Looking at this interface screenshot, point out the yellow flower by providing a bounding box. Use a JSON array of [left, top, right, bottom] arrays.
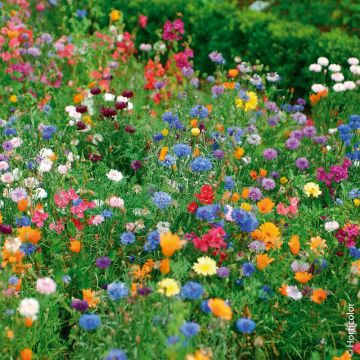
[[191, 128, 201, 136], [9, 95, 17, 103], [241, 203, 252, 212], [303, 182, 322, 197], [82, 115, 92, 125], [280, 177, 288, 185], [354, 198, 360, 207], [309, 236, 327, 255], [161, 129, 169, 136], [160, 232, 184, 257], [157, 278, 180, 297], [235, 91, 258, 111], [186, 349, 212, 360], [193, 256, 217, 276], [109, 9, 122, 22], [233, 147, 245, 159]]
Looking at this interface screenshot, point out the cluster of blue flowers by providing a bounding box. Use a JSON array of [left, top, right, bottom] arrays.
[[196, 204, 220, 222], [41, 125, 57, 140], [103, 349, 128, 360], [144, 230, 160, 252], [231, 209, 259, 232], [338, 114, 360, 160], [162, 111, 184, 129], [79, 314, 101, 331], [189, 105, 209, 119], [180, 281, 204, 300]]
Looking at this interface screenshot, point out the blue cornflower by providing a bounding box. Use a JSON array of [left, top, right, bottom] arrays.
[[103, 349, 127, 360], [190, 157, 212, 172], [79, 314, 101, 331], [167, 335, 179, 345], [20, 243, 37, 255], [8, 276, 18, 285], [349, 188, 360, 199], [181, 281, 204, 300], [152, 192, 172, 210], [180, 322, 200, 338], [3, 128, 17, 136], [162, 112, 184, 129], [200, 300, 211, 313], [42, 125, 57, 140], [349, 247, 360, 259], [159, 155, 176, 167], [231, 209, 258, 232], [144, 230, 160, 252], [224, 176, 235, 190], [235, 318, 256, 334], [242, 262, 255, 277], [189, 105, 209, 119], [173, 143, 191, 157], [62, 275, 71, 284], [153, 133, 164, 142], [76, 9, 87, 18], [16, 216, 31, 227], [196, 204, 220, 222], [102, 209, 113, 218], [120, 232, 135, 245], [107, 282, 129, 300]]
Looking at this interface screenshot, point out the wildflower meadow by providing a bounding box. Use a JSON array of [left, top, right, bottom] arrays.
[[0, 1, 359, 360]]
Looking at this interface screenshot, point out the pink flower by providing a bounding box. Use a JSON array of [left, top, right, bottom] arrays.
[[162, 19, 184, 41], [36, 277, 56, 295], [49, 220, 65, 234], [138, 14, 148, 29], [32, 210, 49, 227]]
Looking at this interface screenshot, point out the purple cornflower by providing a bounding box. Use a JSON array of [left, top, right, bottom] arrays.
[[131, 160, 142, 171], [295, 157, 309, 170], [263, 148, 278, 160], [2, 141, 13, 151], [213, 149, 224, 159], [209, 51, 225, 65], [261, 178, 276, 190], [95, 256, 112, 269], [302, 126, 317, 138], [212, 85, 224, 98], [267, 116, 280, 127], [285, 137, 300, 150], [217, 267, 230, 278], [313, 135, 327, 144], [292, 112, 307, 125], [248, 187, 262, 201], [71, 299, 89, 312]]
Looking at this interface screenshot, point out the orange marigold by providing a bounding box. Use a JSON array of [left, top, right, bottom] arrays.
[[20, 348, 32, 360], [294, 272, 313, 284], [256, 254, 274, 270], [18, 227, 41, 244], [257, 198, 274, 214], [288, 235, 300, 255], [311, 289, 327, 304]]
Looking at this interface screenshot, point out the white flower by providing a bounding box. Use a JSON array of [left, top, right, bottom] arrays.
[[328, 128, 338, 134], [38, 159, 53, 173], [139, 43, 152, 52], [0, 161, 9, 171], [350, 65, 360, 75], [333, 83, 346, 92], [348, 57, 359, 66], [108, 196, 124, 208], [286, 286, 303, 300], [157, 221, 171, 233], [324, 221, 339, 232], [309, 64, 322, 72], [33, 188, 47, 200], [247, 134, 262, 145], [344, 81, 356, 90], [10, 137, 23, 148], [242, 156, 251, 165], [18, 298, 40, 319], [317, 57, 329, 66], [57, 165, 68, 175], [106, 169, 124, 182], [36, 277, 57, 295], [4, 237, 22, 252], [104, 93, 115, 102], [311, 84, 327, 93], [331, 72, 344, 82], [94, 199, 104, 207], [24, 177, 39, 189], [329, 64, 341, 72]]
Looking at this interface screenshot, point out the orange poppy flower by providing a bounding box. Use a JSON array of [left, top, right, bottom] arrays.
[[233, 147, 245, 160], [82, 289, 99, 308], [17, 199, 28, 212], [20, 348, 32, 360], [69, 240, 82, 253], [228, 69, 239, 78], [160, 232, 184, 257], [160, 258, 171, 274], [159, 147, 168, 161], [288, 235, 300, 255], [208, 298, 232, 320]]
